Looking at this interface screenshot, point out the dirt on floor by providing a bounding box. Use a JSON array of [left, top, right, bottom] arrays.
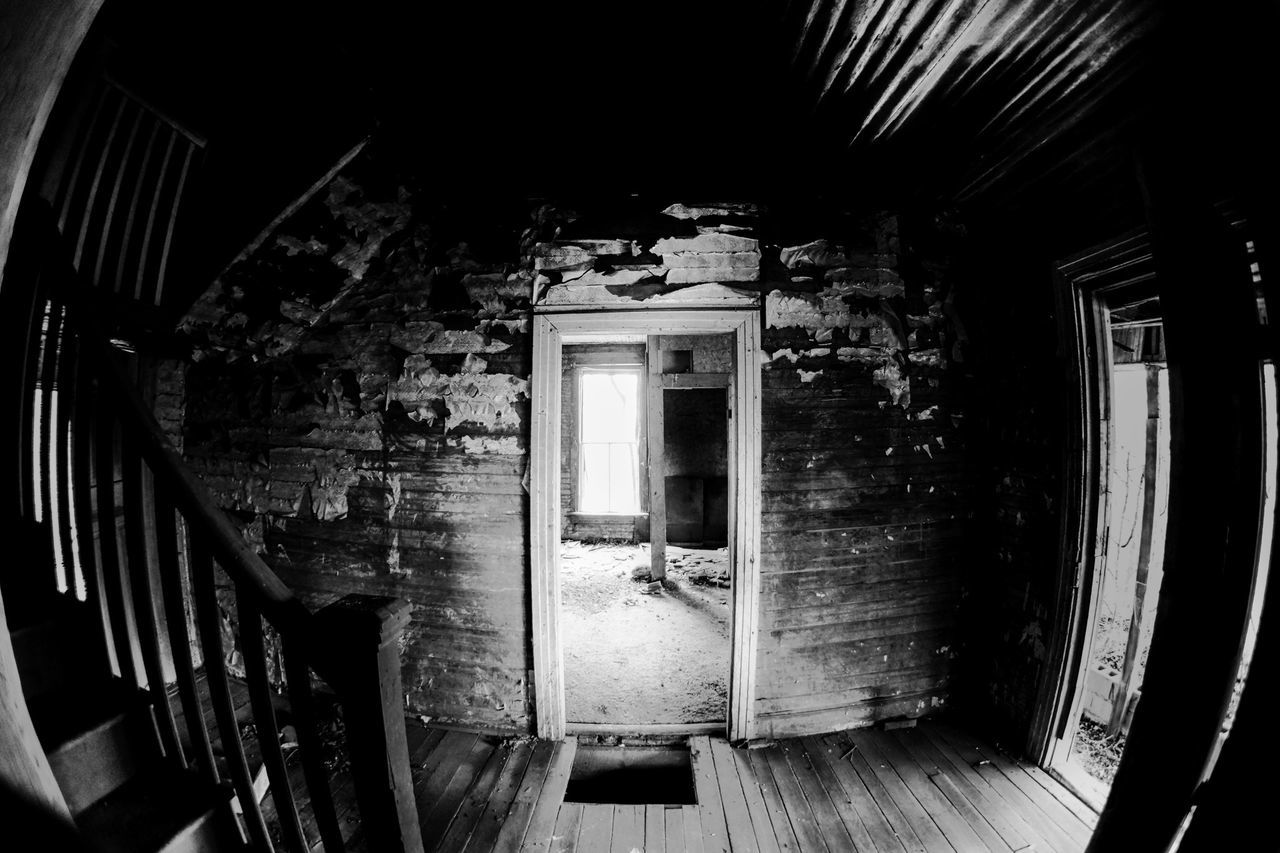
[[560, 541, 730, 725]]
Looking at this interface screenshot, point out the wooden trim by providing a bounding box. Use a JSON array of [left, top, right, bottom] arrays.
[[662, 372, 731, 389], [730, 314, 762, 744], [530, 314, 564, 739], [531, 308, 762, 741], [566, 722, 726, 736], [647, 335, 666, 581], [1030, 235, 1151, 764]]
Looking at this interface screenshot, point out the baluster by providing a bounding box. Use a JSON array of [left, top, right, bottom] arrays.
[[120, 430, 184, 763], [69, 311, 113, 668], [15, 265, 48, 524], [36, 294, 65, 591], [52, 304, 80, 595], [190, 536, 273, 850], [239, 591, 308, 852], [154, 487, 218, 785], [282, 640, 345, 853], [94, 406, 137, 686]]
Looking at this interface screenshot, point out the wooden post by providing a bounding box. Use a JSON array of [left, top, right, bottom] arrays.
[[316, 594, 422, 853], [647, 336, 666, 581]]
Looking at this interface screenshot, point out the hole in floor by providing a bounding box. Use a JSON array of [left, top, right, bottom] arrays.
[[563, 743, 696, 805]]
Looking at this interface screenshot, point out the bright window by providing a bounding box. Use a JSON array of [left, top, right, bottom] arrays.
[[578, 369, 641, 513]]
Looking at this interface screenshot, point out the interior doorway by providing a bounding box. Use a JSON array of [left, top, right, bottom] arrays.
[[529, 309, 762, 741], [558, 338, 732, 727], [1050, 309, 1170, 805]]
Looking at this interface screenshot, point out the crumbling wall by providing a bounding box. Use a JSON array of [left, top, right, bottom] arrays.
[[750, 208, 972, 737], [178, 168, 976, 737], [179, 154, 534, 730]]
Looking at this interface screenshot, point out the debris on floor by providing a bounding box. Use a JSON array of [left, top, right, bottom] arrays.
[[560, 540, 730, 725]]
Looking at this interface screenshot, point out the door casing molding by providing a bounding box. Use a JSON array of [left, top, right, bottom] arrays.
[[529, 308, 761, 740]]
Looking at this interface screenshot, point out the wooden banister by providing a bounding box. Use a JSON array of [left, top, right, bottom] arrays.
[[11, 200, 424, 853]]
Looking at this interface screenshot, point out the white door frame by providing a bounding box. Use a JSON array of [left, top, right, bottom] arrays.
[[529, 308, 762, 740]]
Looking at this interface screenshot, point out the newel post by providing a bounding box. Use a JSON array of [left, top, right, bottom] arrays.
[[316, 594, 422, 853]]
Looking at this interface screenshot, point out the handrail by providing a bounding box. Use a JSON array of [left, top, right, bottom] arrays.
[[13, 199, 423, 853]]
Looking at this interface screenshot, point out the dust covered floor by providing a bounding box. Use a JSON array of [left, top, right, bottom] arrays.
[[561, 541, 730, 725]]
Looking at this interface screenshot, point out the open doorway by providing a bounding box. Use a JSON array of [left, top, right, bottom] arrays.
[[529, 308, 761, 741], [558, 336, 733, 728], [1039, 229, 1279, 816], [1052, 309, 1170, 804]]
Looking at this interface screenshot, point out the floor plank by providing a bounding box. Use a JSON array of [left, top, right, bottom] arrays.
[[826, 732, 928, 853], [664, 805, 685, 853], [727, 745, 784, 853], [414, 731, 481, 835], [860, 729, 998, 852], [746, 748, 803, 853], [797, 736, 884, 852], [843, 730, 954, 852], [646, 804, 667, 853], [809, 734, 907, 853], [434, 741, 512, 852], [933, 725, 1092, 850], [924, 728, 1077, 853], [519, 739, 578, 853], [915, 727, 1059, 853], [420, 736, 499, 852], [779, 738, 859, 852], [763, 743, 830, 853], [896, 729, 1031, 852], [577, 803, 615, 851], [1012, 759, 1100, 829], [492, 740, 557, 852], [690, 736, 732, 853], [682, 804, 706, 853], [708, 738, 770, 853], [550, 803, 584, 853], [465, 740, 537, 852], [611, 804, 644, 853]]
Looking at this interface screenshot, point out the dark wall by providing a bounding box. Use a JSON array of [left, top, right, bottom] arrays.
[[664, 386, 729, 544]]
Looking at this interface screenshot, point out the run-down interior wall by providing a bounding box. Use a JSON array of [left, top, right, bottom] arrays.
[[172, 142, 974, 736]]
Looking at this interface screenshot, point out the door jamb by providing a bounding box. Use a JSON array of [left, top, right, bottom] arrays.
[[529, 308, 761, 741]]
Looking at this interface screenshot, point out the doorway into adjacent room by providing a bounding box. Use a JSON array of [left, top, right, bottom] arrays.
[[558, 337, 733, 728], [529, 309, 762, 741]]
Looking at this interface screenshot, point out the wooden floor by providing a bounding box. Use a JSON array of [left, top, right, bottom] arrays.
[[400, 720, 1097, 853], [170, 680, 1096, 851]]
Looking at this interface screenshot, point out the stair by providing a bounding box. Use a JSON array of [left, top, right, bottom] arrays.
[[10, 591, 246, 852]]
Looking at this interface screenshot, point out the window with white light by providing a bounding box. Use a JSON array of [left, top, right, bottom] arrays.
[[578, 369, 641, 513]]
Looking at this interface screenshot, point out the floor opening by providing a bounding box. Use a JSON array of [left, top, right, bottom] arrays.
[[563, 743, 696, 805]]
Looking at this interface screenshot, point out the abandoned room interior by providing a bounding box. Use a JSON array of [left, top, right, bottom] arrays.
[[2, 1, 1277, 851]]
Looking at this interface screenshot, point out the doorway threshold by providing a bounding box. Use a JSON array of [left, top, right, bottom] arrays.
[[567, 721, 724, 737]]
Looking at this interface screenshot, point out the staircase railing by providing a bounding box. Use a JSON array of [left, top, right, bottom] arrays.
[[5, 200, 423, 853]]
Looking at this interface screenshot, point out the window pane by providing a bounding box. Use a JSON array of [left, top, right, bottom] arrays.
[[580, 444, 613, 512], [581, 372, 640, 443], [608, 443, 638, 513]]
